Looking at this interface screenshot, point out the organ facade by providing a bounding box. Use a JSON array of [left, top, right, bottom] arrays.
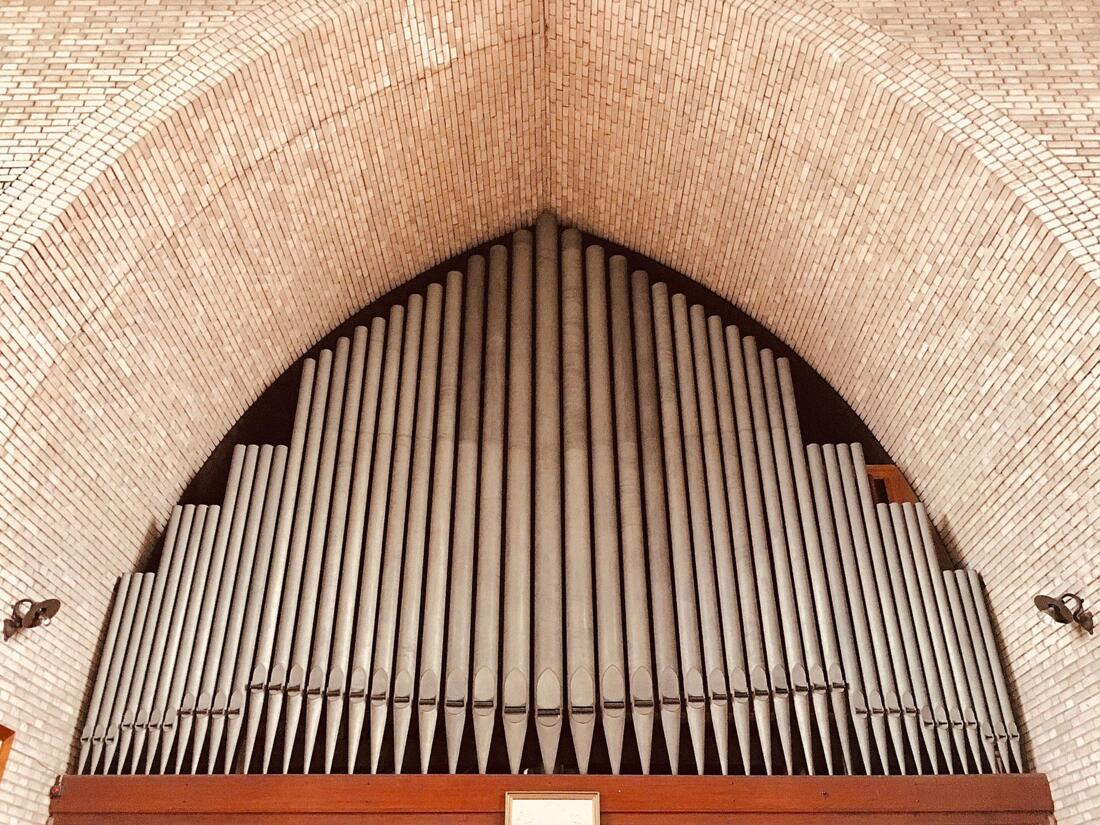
[[75, 216, 1024, 783]]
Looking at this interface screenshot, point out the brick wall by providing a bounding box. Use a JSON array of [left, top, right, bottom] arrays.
[[831, 0, 1100, 190], [0, 1, 1096, 824], [0, 1, 271, 189]]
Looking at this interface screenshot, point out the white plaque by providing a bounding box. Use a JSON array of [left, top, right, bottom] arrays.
[[505, 792, 600, 825]]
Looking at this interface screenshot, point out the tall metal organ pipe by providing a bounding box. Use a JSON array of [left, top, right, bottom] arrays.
[[533, 214, 564, 774], [502, 235, 534, 773]]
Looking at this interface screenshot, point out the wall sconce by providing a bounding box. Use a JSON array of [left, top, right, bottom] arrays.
[[1034, 592, 1094, 635], [2, 598, 61, 642]]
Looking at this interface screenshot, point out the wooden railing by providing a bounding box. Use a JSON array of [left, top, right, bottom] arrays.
[[50, 773, 1054, 824], [866, 463, 919, 504]]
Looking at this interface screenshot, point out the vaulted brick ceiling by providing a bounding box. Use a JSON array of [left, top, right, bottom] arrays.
[[0, 2, 1096, 824]]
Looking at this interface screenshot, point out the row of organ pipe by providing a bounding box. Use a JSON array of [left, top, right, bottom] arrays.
[[78, 214, 1023, 778]]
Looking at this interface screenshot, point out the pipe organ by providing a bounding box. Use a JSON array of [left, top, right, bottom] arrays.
[[77, 214, 1024, 779]]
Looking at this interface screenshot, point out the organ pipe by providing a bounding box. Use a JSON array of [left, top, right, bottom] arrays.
[[965, 570, 1024, 772], [819, 445, 892, 771], [223, 446, 288, 772], [915, 504, 987, 771], [875, 503, 936, 773], [263, 354, 331, 773], [283, 338, 349, 774], [89, 571, 146, 774], [806, 446, 872, 772], [203, 446, 277, 773], [113, 507, 183, 772], [900, 503, 969, 773], [79, 573, 134, 774], [848, 444, 925, 772], [502, 235, 533, 774], [834, 444, 908, 772], [533, 214, 564, 774]]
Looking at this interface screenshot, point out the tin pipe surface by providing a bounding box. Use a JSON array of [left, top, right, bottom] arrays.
[[533, 214, 564, 775]]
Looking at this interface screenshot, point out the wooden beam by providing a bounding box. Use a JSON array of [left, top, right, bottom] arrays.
[[51, 773, 1054, 824], [0, 725, 12, 784], [866, 463, 919, 504]]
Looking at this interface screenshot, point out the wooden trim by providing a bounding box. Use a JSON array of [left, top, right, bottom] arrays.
[[0, 725, 12, 784], [866, 463, 919, 503], [51, 773, 1054, 824]]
